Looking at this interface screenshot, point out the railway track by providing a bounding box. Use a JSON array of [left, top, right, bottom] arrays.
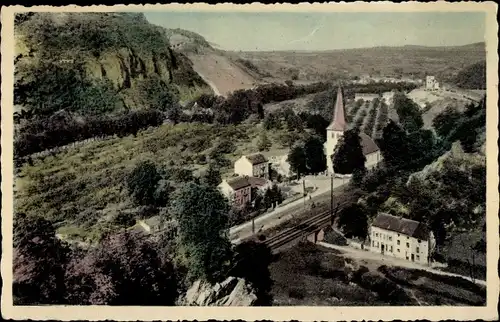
[[263, 200, 351, 251]]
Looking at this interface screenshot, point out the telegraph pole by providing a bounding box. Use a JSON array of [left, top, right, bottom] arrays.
[[330, 174, 334, 226], [252, 217, 255, 235]]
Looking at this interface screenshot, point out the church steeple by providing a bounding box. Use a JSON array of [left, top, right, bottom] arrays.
[[327, 85, 347, 131]]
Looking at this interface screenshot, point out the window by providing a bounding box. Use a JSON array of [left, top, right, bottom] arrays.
[[397, 248, 400, 253], [416, 255, 420, 261], [418, 239, 421, 243], [407, 236, 410, 239], [389, 236, 392, 241], [416, 247, 420, 253], [398, 234, 400, 237], [372, 241, 375, 247], [397, 240, 400, 245], [375, 233, 378, 237], [390, 246, 393, 252], [406, 242, 410, 248]]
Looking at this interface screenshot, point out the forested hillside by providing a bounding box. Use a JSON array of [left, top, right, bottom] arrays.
[[453, 61, 486, 89], [14, 12, 210, 117]]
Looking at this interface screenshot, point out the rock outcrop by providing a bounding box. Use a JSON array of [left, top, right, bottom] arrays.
[[180, 277, 258, 306]]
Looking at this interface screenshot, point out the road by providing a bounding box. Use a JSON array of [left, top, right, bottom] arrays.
[[318, 242, 487, 286], [229, 179, 349, 243]]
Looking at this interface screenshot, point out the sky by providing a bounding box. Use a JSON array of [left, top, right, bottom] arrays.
[[143, 11, 486, 51]]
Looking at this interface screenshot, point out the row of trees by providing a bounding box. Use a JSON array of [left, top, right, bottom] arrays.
[[15, 109, 165, 160]]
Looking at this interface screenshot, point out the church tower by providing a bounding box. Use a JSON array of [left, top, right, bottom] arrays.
[[324, 85, 347, 175]]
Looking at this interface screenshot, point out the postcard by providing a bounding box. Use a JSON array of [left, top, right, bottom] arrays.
[[1, 2, 498, 321]]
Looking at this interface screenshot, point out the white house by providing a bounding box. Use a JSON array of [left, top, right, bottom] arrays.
[[234, 153, 269, 178], [324, 86, 383, 175], [425, 76, 440, 91], [369, 213, 436, 265]]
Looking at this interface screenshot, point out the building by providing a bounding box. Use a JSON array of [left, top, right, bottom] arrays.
[[425, 76, 440, 91], [218, 176, 252, 208], [354, 93, 380, 102], [234, 153, 269, 178], [324, 86, 383, 175], [369, 213, 436, 265], [218, 175, 271, 208]]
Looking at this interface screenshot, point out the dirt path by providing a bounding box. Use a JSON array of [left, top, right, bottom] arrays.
[[318, 242, 487, 286]]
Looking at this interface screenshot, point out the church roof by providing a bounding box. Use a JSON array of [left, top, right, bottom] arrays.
[[359, 133, 380, 155], [245, 153, 268, 165], [327, 86, 347, 131], [372, 213, 430, 240]]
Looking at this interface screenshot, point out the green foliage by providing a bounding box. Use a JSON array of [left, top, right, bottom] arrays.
[[229, 241, 273, 305], [136, 76, 179, 111], [287, 144, 308, 177], [303, 135, 327, 174], [13, 214, 69, 305], [126, 161, 162, 206], [14, 61, 123, 117], [65, 231, 178, 305], [332, 128, 366, 175], [432, 106, 462, 138], [454, 60, 486, 89], [17, 13, 171, 56], [257, 131, 272, 152], [338, 204, 369, 239], [201, 163, 222, 187], [393, 92, 423, 132], [171, 182, 232, 283]]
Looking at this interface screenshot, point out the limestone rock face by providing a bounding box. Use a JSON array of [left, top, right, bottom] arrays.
[[181, 277, 258, 306]]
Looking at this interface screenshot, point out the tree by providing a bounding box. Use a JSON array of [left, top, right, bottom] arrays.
[[271, 184, 284, 207], [126, 160, 162, 206], [287, 144, 308, 178], [229, 241, 273, 305], [65, 231, 178, 305], [263, 188, 274, 209], [263, 113, 281, 130], [379, 120, 411, 169], [257, 131, 272, 151], [171, 182, 233, 283], [284, 112, 304, 132], [304, 135, 326, 174], [432, 106, 462, 138], [201, 162, 222, 187], [338, 204, 368, 239], [332, 128, 366, 175], [13, 214, 70, 305], [393, 92, 423, 132]]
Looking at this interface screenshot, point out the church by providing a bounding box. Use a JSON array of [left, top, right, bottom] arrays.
[[324, 86, 383, 175]]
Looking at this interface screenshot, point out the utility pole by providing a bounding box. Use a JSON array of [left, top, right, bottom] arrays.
[[303, 179, 306, 208], [252, 217, 255, 235], [330, 175, 334, 226]]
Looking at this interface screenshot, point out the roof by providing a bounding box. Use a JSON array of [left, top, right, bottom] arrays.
[[327, 86, 347, 131], [371, 213, 430, 240], [247, 176, 268, 188], [245, 153, 268, 165], [359, 133, 380, 155], [226, 176, 251, 190]]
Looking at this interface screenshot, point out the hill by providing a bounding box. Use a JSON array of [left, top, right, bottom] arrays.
[[237, 44, 486, 82], [14, 12, 212, 115], [453, 61, 486, 89], [164, 28, 265, 96]]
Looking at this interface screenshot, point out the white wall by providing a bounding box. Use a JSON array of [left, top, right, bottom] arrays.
[[370, 226, 430, 265], [234, 157, 253, 177], [325, 130, 343, 175], [365, 151, 382, 169], [218, 181, 234, 201]]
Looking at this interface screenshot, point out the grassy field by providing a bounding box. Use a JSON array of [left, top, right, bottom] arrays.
[[15, 122, 292, 241], [237, 44, 485, 82], [270, 242, 486, 306]]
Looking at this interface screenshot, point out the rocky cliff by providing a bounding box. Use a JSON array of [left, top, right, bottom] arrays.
[[179, 277, 258, 306], [14, 12, 211, 111]]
